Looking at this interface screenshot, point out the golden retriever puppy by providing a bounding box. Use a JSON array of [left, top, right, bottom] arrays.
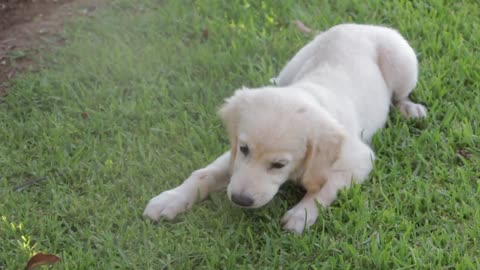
[[144, 23, 427, 234]]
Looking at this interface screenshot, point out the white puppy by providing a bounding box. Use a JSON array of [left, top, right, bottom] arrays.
[[144, 24, 427, 234]]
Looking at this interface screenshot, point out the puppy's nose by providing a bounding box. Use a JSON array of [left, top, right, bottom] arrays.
[[231, 194, 254, 207]]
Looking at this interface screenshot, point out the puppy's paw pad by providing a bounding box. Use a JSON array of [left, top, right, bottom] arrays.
[[281, 205, 318, 234], [143, 190, 192, 221], [269, 77, 278, 85], [397, 100, 427, 119]]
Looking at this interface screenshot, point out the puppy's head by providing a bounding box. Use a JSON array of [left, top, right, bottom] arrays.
[[218, 87, 345, 208]]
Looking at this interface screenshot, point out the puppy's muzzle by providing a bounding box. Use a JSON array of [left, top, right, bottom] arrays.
[[230, 193, 254, 207]]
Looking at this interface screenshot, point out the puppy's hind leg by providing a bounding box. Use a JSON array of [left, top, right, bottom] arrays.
[[377, 28, 427, 119], [143, 152, 230, 221], [395, 99, 427, 119]]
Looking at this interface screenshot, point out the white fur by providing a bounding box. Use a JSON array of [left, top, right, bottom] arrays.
[[144, 24, 427, 233]]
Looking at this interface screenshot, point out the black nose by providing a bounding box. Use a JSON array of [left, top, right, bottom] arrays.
[[231, 194, 254, 207]]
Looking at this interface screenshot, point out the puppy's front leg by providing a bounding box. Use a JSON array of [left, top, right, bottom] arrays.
[[282, 167, 372, 234], [281, 172, 353, 234], [282, 138, 374, 233], [143, 152, 230, 221]]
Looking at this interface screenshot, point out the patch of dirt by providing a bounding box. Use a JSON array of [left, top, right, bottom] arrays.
[[0, 0, 100, 95]]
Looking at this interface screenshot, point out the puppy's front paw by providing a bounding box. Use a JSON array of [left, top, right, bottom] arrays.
[[281, 202, 319, 234], [269, 77, 278, 85], [143, 189, 193, 221], [397, 100, 427, 118]]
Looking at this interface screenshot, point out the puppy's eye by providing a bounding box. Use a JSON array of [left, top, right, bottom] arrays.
[[240, 145, 249, 156], [270, 162, 285, 169]]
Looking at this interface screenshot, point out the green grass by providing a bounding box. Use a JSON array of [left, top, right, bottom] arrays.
[[1, 0, 479, 269]]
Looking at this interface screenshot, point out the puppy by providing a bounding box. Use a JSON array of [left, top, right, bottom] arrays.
[[143, 23, 427, 234]]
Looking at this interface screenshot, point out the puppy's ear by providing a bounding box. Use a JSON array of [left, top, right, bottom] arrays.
[[217, 88, 249, 171], [301, 113, 345, 193]]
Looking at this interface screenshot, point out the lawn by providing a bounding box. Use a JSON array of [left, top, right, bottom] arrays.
[[1, 0, 479, 269]]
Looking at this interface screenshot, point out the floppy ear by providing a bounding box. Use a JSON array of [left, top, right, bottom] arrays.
[[301, 114, 345, 193], [217, 88, 249, 171]]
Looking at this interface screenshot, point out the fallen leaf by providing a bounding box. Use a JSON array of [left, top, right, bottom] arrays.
[[7, 69, 16, 79], [25, 253, 61, 270], [202, 28, 209, 40], [456, 149, 472, 159], [294, 20, 312, 34], [81, 111, 89, 119]]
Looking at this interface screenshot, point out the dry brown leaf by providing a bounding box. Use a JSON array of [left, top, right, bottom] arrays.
[[7, 69, 16, 79], [456, 149, 472, 159], [25, 253, 61, 270], [294, 20, 313, 34], [202, 28, 209, 40]]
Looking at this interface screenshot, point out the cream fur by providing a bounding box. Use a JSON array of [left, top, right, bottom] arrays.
[[143, 23, 427, 234]]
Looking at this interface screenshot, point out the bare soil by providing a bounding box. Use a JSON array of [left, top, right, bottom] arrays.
[[0, 0, 100, 94]]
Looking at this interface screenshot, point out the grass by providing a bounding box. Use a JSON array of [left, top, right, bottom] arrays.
[[1, 0, 479, 269]]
